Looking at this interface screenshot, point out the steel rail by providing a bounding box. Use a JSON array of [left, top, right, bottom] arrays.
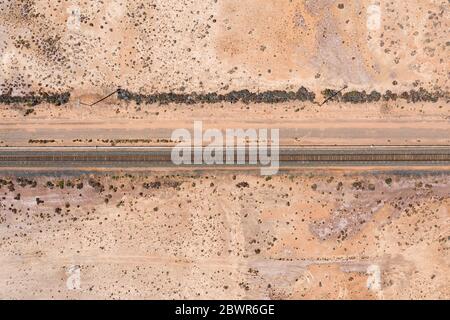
[[0, 146, 449, 168]]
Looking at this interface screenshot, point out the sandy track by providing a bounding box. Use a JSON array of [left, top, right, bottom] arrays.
[[1, 119, 449, 147]]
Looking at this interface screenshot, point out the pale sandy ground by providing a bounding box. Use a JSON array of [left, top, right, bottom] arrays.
[[0, 0, 448, 95], [0, 171, 448, 299], [0, 0, 449, 300]]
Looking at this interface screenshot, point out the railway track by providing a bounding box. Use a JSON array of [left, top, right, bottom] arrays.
[[0, 146, 449, 168]]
